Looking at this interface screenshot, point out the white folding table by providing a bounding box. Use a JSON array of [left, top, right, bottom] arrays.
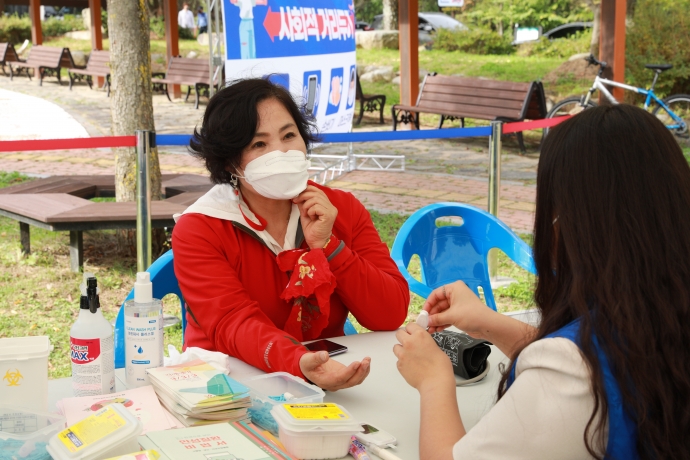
[[48, 331, 508, 460]]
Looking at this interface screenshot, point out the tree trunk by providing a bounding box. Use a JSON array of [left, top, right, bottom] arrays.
[[586, 0, 602, 56], [107, 0, 165, 257], [383, 0, 398, 30]]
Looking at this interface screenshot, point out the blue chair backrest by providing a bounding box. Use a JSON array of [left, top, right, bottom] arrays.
[[114, 249, 358, 368], [391, 203, 536, 311], [114, 250, 186, 369]]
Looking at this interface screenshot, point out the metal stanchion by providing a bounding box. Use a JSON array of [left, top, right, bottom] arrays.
[[136, 130, 154, 272], [487, 121, 518, 290], [488, 121, 502, 281]]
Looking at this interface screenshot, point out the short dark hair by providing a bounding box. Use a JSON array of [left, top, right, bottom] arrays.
[[189, 78, 318, 184]]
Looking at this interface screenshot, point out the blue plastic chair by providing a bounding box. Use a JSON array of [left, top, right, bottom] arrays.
[[114, 250, 357, 368], [391, 203, 536, 311]]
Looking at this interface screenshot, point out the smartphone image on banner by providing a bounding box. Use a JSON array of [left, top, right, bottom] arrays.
[[305, 339, 348, 356], [306, 75, 318, 116]]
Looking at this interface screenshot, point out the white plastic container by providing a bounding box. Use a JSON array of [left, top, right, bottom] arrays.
[[0, 404, 65, 460], [0, 336, 52, 412], [46, 403, 143, 460], [271, 403, 363, 460], [243, 372, 325, 435]]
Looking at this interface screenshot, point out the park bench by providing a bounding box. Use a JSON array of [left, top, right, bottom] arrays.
[[0, 174, 213, 272], [68, 50, 111, 96], [0, 42, 22, 77], [355, 74, 386, 125], [9, 45, 78, 86], [391, 74, 547, 152], [152, 57, 218, 109]]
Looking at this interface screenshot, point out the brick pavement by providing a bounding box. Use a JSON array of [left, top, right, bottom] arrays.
[[0, 76, 537, 233]]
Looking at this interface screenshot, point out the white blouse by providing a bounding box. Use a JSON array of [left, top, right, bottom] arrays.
[[452, 337, 607, 459]]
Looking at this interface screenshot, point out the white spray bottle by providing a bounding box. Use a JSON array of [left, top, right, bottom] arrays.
[[70, 276, 115, 396], [124, 272, 164, 387]]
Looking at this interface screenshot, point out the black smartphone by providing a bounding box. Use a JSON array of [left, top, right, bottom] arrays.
[[305, 339, 348, 356]]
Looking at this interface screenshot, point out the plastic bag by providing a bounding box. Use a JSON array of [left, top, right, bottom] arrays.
[[164, 345, 232, 374]]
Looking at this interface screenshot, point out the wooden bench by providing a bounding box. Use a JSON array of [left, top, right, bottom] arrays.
[[152, 57, 218, 109], [391, 74, 547, 152], [68, 50, 111, 96], [0, 174, 213, 271], [355, 74, 386, 125], [0, 42, 22, 78], [9, 45, 77, 86]]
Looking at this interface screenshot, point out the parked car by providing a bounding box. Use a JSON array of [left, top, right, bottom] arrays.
[[372, 11, 468, 33], [355, 21, 372, 31], [543, 22, 593, 40]]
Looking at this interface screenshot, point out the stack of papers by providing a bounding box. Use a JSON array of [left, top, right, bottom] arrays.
[[146, 359, 251, 427], [56, 385, 183, 434]]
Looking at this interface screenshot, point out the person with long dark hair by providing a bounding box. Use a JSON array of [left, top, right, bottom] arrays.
[[173, 79, 409, 391], [394, 104, 690, 459]]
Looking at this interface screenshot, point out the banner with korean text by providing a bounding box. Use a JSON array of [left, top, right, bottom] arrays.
[[222, 0, 357, 134]]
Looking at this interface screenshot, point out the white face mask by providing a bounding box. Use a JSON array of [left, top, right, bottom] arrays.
[[239, 150, 311, 200]]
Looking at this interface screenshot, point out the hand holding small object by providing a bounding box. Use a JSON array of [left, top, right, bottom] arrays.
[[393, 323, 455, 391], [293, 185, 338, 249], [423, 281, 495, 339], [299, 351, 371, 391]]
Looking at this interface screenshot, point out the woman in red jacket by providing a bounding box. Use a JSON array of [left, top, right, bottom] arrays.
[[172, 78, 410, 391]]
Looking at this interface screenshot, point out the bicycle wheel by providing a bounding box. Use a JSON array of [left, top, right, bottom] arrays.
[[544, 96, 597, 137], [653, 94, 690, 149]]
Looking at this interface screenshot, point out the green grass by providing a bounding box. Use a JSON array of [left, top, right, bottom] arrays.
[[0, 175, 535, 377], [0, 173, 183, 379], [357, 49, 569, 108], [40, 37, 209, 57]]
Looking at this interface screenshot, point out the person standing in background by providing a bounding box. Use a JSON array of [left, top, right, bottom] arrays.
[[178, 2, 196, 34], [197, 6, 208, 35]]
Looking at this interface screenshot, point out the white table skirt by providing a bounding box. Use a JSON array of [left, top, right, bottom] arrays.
[[48, 330, 509, 460]]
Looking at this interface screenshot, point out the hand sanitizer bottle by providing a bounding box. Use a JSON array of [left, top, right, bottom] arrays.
[[70, 277, 115, 396], [125, 272, 164, 387]]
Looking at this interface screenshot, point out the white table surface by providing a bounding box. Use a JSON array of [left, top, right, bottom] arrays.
[[48, 331, 508, 460]]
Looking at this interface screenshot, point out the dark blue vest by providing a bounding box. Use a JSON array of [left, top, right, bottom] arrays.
[[507, 319, 638, 459]]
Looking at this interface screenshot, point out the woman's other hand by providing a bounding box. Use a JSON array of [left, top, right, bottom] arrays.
[[393, 323, 455, 391], [425, 281, 495, 339], [299, 351, 371, 391], [293, 185, 338, 249]]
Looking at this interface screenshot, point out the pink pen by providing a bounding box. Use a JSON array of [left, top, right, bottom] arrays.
[[350, 437, 372, 460]]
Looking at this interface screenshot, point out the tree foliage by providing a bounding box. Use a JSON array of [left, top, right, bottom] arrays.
[[626, 0, 690, 96], [460, 0, 593, 34]]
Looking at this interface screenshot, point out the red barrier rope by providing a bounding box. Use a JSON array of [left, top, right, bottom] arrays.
[[503, 116, 571, 134], [0, 136, 137, 153], [0, 117, 570, 153]]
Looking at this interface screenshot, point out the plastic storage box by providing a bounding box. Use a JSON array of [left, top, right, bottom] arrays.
[[271, 403, 363, 460], [0, 405, 66, 460], [0, 336, 52, 412], [243, 372, 325, 435], [46, 403, 143, 460]]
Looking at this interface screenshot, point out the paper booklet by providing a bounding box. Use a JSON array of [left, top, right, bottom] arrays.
[[146, 359, 251, 425], [138, 421, 297, 460], [56, 385, 184, 434]]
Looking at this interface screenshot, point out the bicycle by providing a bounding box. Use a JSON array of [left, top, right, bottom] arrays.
[[545, 54, 690, 147]]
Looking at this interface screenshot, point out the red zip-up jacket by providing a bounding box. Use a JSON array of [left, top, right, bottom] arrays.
[[171, 183, 409, 378]]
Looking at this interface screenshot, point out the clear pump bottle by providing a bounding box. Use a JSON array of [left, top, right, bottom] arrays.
[[124, 272, 164, 387]]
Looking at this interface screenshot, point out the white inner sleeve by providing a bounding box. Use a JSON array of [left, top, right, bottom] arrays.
[[452, 337, 606, 460]]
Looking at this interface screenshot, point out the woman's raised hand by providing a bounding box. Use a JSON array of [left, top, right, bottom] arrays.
[[293, 185, 338, 249], [425, 281, 495, 339], [299, 351, 371, 391]]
